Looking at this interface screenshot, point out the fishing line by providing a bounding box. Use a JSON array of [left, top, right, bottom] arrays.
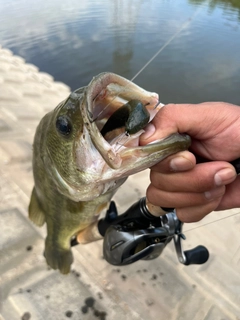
[[93, 5, 203, 122], [184, 211, 240, 234], [130, 5, 203, 82], [114, 133, 131, 151], [143, 211, 240, 246]]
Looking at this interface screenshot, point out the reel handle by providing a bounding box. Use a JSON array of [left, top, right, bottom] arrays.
[[183, 245, 209, 265]]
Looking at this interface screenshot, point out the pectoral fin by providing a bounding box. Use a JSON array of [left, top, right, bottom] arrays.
[[28, 187, 46, 226], [77, 221, 103, 244]]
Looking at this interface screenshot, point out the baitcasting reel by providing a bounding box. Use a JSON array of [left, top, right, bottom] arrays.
[[97, 157, 240, 266], [98, 197, 209, 266]]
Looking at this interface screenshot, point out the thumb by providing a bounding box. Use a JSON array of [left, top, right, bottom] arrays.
[[140, 102, 240, 146], [140, 103, 192, 145]]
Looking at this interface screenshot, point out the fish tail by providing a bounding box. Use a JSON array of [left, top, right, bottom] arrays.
[[44, 237, 73, 274]]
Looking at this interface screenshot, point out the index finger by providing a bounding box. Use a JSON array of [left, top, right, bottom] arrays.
[[150, 150, 196, 173]]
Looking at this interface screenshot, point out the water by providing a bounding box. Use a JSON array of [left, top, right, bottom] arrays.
[[0, 0, 240, 104]]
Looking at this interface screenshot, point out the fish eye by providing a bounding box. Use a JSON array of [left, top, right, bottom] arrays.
[[56, 115, 72, 136]]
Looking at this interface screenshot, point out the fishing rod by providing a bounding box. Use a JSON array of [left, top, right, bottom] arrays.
[[98, 197, 209, 266], [70, 157, 239, 266], [96, 158, 240, 267]]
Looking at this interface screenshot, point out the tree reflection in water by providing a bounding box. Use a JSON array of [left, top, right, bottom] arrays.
[[189, 0, 240, 15]]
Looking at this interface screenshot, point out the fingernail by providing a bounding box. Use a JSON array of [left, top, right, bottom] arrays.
[[214, 168, 237, 186], [170, 156, 194, 172], [204, 188, 225, 200], [140, 123, 156, 140]]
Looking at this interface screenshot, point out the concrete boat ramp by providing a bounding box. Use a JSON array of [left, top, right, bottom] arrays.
[[0, 46, 239, 320]]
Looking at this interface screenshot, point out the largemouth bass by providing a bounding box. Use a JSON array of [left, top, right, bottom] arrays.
[[28, 72, 190, 274]]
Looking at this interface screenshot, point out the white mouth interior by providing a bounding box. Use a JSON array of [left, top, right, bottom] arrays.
[[90, 83, 160, 150]]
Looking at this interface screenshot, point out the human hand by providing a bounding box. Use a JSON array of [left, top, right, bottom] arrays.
[[140, 102, 240, 222]]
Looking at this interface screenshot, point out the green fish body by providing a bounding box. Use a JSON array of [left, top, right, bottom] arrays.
[[29, 72, 191, 274]]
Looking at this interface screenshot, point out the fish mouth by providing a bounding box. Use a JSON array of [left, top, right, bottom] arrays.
[[80, 72, 162, 169]]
